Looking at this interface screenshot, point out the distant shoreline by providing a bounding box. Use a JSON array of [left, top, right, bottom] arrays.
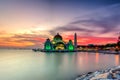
[[32, 49, 120, 54]]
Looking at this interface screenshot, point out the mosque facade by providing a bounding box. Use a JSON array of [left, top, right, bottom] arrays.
[[44, 33, 77, 51]]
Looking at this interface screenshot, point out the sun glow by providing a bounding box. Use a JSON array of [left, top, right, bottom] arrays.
[[0, 41, 35, 48]]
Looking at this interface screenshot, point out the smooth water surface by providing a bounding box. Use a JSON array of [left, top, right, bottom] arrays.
[[0, 49, 120, 80]]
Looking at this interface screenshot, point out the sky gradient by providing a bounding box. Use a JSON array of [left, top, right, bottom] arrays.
[[0, 0, 120, 48]]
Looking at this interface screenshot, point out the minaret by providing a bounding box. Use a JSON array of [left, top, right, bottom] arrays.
[[74, 33, 77, 50], [118, 32, 120, 42], [117, 32, 120, 46]]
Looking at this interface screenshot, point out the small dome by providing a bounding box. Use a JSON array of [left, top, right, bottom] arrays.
[[54, 33, 62, 40]]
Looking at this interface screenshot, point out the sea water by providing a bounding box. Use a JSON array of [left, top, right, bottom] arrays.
[[0, 49, 119, 80]]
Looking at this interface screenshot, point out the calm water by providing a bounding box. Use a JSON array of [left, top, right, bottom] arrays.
[[0, 49, 120, 80]]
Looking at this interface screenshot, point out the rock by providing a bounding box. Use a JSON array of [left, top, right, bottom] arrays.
[[87, 72, 93, 75], [107, 73, 114, 79], [116, 73, 120, 79], [76, 66, 120, 80], [91, 72, 109, 80]]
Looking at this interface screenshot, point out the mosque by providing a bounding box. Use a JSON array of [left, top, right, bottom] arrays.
[[44, 33, 77, 51]]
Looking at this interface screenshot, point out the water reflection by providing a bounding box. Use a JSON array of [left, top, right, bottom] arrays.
[[0, 50, 120, 80], [115, 55, 120, 66], [95, 53, 99, 64]]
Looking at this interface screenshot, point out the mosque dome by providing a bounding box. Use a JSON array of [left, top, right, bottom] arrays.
[[54, 33, 63, 40]]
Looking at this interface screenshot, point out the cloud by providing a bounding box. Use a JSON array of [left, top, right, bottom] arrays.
[[1, 3, 120, 48], [0, 33, 46, 48], [49, 25, 96, 36], [63, 34, 117, 45], [49, 3, 120, 37], [0, 28, 56, 48], [73, 4, 120, 32], [71, 13, 120, 33], [0, 29, 118, 48], [0, 31, 6, 34]]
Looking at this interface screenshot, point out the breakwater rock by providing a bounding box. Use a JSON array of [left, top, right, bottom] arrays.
[[76, 66, 120, 80]]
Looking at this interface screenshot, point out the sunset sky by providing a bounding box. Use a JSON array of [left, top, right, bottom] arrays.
[[0, 0, 120, 48]]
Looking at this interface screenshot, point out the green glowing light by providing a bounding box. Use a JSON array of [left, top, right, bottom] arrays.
[[68, 40, 74, 50], [45, 44, 51, 50], [44, 34, 75, 51], [69, 45, 74, 50], [44, 38, 52, 50]]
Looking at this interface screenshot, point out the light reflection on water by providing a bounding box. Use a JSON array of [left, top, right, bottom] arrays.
[[0, 49, 120, 80]]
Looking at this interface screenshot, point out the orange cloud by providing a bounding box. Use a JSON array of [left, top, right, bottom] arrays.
[[0, 32, 118, 48], [63, 35, 117, 45], [0, 37, 35, 48], [0, 33, 46, 48]]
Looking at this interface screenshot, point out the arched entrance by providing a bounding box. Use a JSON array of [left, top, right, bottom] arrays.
[[55, 42, 66, 50]]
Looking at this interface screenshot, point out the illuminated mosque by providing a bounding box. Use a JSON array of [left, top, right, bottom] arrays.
[[44, 33, 77, 51]]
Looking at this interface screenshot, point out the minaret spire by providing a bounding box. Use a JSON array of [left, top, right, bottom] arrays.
[[117, 32, 120, 49], [74, 33, 77, 50], [118, 32, 120, 42]]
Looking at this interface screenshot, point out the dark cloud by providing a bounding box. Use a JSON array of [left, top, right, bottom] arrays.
[[49, 25, 94, 36], [71, 14, 120, 33], [50, 3, 120, 36]]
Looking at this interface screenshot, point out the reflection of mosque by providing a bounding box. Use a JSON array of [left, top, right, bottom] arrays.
[[44, 33, 77, 51]]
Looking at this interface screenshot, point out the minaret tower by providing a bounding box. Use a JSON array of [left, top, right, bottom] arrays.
[[74, 33, 77, 50], [117, 32, 120, 47], [118, 32, 120, 42]]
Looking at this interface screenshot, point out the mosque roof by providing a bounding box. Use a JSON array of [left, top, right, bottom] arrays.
[[54, 33, 62, 40]]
